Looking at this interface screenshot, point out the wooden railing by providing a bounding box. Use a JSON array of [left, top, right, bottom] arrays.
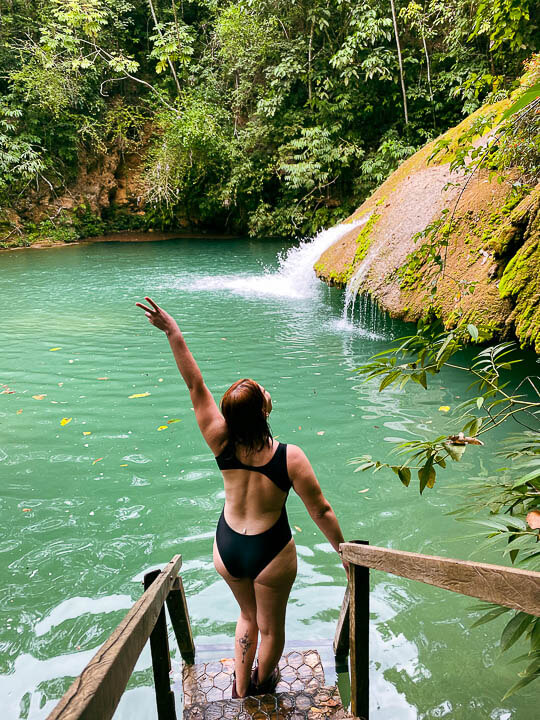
[[44, 544, 540, 720], [47, 555, 194, 720], [334, 541, 540, 720]]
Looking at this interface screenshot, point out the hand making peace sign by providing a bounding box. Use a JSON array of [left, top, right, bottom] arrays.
[[135, 296, 180, 336]]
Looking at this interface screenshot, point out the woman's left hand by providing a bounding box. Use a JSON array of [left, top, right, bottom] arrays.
[[136, 297, 180, 336]]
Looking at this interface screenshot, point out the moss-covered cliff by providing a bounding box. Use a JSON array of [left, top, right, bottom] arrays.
[[315, 98, 540, 353]]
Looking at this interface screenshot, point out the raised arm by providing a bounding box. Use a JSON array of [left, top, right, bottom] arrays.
[[136, 297, 227, 454], [287, 444, 348, 576]]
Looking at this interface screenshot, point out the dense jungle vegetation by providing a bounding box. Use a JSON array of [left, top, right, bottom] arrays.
[[0, 0, 537, 240]]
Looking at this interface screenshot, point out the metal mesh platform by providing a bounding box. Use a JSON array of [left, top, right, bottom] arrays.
[[182, 649, 352, 719]]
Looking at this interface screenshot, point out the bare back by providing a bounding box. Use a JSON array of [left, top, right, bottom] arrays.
[[218, 440, 290, 535]]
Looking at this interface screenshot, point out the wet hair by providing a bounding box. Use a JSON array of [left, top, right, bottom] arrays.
[[221, 378, 272, 452]]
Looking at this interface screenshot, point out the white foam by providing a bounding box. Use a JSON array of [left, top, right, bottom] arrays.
[[183, 222, 363, 300], [328, 317, 384, 340]]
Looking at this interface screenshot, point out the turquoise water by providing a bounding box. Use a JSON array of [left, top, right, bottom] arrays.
[[0, 234, 536, 719]]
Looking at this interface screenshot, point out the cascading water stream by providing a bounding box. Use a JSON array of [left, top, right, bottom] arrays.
[[341, 213, 392, 337]]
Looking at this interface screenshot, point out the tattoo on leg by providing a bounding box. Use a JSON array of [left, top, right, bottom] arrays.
[[239, 631, 252, 664]]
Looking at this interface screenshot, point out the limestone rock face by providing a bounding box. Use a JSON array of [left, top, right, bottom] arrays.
[[16, 145, 147, 226], [315, 101, 540, 352]]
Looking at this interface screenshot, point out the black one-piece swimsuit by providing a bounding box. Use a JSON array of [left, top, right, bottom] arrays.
[[215, 442, 293, 579]]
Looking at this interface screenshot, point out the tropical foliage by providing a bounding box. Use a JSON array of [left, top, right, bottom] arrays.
[[353, 81, 540, 695], [0, 1, 537, 239]]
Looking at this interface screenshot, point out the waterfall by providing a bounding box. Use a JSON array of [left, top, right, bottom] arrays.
[[341, 216, 392, 337], [186, 221, 363, 300]]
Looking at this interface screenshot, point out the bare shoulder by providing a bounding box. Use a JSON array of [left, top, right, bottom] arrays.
[[286, 443, 314, 477]]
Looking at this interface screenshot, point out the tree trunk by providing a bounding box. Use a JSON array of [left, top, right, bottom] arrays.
[[421, 25, 435, 128], [390, 0, 408, 125], [148, 0, 182, 96]]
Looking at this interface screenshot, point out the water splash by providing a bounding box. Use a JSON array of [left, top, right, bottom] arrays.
[[186, 222, 362, 300]]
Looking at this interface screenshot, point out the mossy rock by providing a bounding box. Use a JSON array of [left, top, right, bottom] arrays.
[[498, 187, 540, 352], [313, 96, 540, 352]]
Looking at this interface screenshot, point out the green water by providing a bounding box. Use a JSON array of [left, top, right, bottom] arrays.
[[0, 236, 536, 719]]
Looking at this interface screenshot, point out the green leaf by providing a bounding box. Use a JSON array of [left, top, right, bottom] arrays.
[[531, 619, 540, 652], [353, 462, 375, 472], [419, 461, 436, 494], [502, 662, 540, 699], [379, 371, 400, 391], [501, 612, 535, 652], [398, 467, 411, 487], [443, 442, 466, 462], [500, 84, 540, 121], [471, 605, 511, 628], [467, 324, 479, 341], [469, 417, 482, 436]]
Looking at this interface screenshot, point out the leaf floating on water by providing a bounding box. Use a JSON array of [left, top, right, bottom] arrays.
[[439, 406, 450, 412], [294, 525, 302, 532], [32, 394, 47, 400], [128, 392, 150, 399], [97, 377, 109, 381], [60, 417, 72, 426], [167, 418, 181, 424], [22, 508, 32, 512], [49, 347, 62, 351], [317, 431, 325, 435], [16, 409, 23, 415], [120, 464, 128, 467], [298, 426, 302, 430], [157, 425, 168, 431], [83, 431, 91, 436], [92, 457, 103, 465]]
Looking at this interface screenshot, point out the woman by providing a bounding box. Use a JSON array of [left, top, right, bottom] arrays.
[[136, 297, 348, 698]]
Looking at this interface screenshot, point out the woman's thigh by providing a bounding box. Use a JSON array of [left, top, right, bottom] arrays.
[[253, 539, 297, 632], [213, 539, 257, 619]]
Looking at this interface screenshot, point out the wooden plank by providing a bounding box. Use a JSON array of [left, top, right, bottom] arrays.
[[144, 570, 177, 720], [349, 542, 369, 720], [47, 555, 182, 720], [340, 544, 540, 616], [167, 576, 195, 664]]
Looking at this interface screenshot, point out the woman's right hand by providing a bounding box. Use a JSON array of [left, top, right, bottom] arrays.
[[136, 297, 180, 336]]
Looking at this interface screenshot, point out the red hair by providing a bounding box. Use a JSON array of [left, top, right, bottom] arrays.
[[221, 378, 272, 452]]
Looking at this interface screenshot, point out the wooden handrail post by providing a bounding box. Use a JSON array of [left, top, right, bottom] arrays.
[[334, 584, 350, 674], [166, 576, 195, 664], [47, 555, 182, 720], [144, 570, 177, 720], [349, 540, 369, 720]]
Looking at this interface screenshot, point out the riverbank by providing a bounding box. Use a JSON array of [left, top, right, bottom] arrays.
[[0, 230, 241, 252]]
